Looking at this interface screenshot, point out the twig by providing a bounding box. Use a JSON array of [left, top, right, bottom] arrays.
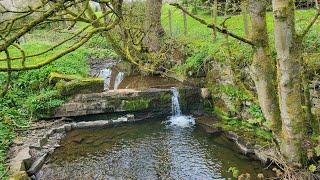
[[170, 3, 254, 46], [300, 9, 320, 38]]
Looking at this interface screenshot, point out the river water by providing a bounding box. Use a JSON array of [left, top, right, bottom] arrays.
[[37, 119, 272, 179], [36, 88, 272, 179]]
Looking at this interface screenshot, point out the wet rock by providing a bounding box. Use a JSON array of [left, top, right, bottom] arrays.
[[64, 124, 72, 132], [126, 114, 135, 121], [72, 120, 111, 129], [196, 116, 221, 135], [224, 132, 254, 154], [51, 87, 203, 118], [113, 117, 128, 123], [72, 137, 84, 144], [53, 126, 65, 133], [27, 153, 48, 176]]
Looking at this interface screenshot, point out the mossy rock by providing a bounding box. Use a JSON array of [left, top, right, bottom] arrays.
[[160, 92, 171, 102], [56, 78, 104, 96], [48, 72, 82, 85], [9, 171, 29, 180], [122, 98, 151, 111]]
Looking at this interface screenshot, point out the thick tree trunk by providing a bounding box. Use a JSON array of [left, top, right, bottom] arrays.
[[143, 0, 164, 52], [249, 0, 281, 133], [273, 0, 306, 163]]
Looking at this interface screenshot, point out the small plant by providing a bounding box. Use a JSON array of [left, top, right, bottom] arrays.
[[314, 145, 320, 157], [228, 167, 240, 178], [308, 164, 317, 173]]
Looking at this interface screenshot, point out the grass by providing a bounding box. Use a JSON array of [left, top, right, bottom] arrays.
[[0, 29, 117, 178], [161, 4, 320, 74], [0, 3, 319, 178]]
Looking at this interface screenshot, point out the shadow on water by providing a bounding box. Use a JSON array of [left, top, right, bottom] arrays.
[[37, 119, 273, 179]]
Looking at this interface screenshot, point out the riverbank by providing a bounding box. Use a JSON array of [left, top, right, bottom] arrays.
[[6, 110, 276, 179]]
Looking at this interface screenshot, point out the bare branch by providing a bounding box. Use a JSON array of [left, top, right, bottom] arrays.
[[0, 49, 11, 97], [300, 9, 320, 38], [0, 23, 118, 72], [0, 1, 66, 52], [170, 3, 254, 46]]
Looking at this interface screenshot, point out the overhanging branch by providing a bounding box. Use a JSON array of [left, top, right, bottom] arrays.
[[170, 3, 254, 46]]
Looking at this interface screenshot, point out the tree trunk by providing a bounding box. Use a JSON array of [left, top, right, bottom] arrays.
[[249, 0, 281, 133], [241, 0, 250, 38], [273, 0, 306, 163], [212, 0, 218, 38], [143, 0, 164, 52]]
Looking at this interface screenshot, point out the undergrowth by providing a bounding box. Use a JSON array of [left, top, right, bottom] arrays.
[[0, 31, 117, 178]]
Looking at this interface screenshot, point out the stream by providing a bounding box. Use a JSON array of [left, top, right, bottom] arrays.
[[36, 88, 272, 179]]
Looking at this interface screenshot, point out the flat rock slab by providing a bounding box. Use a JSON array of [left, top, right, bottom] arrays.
[[51, 87, 202, 118]]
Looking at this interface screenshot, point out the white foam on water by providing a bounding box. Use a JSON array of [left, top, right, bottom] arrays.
[[168, 115, 196, 128], [168, 88, 195, 128]]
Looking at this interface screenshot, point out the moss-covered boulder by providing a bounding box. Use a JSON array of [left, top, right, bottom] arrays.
[[56, 78, 104, 96], [48, 72, 81, 85]]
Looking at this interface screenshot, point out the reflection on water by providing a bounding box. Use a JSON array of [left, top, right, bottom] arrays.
[[37, 120, 272, 180]]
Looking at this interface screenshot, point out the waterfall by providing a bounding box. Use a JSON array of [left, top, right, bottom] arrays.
[[168, 88, 195, 128], [114, 72, 125, 90], [171, 88, 182, 116], [101, 68, 112, 90]]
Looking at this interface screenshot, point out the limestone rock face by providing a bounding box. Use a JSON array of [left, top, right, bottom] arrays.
[[51, 87, 202, 118]]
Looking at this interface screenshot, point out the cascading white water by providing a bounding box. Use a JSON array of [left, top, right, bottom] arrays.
[[171, 87, 182, 116], [101, 69, 112, 90], [168, 88, 195, 128], [114, 72, 125, 90]]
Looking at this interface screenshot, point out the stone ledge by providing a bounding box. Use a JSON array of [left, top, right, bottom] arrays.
[[196, 116, 277, 165], [8, 114, 145, 179], [51, 87, 203, 118]]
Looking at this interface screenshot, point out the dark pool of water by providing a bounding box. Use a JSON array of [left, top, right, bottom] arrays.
[[37, 119, 272, 180]]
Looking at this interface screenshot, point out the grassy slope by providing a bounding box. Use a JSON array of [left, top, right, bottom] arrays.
[[162, 5, 319, 43], [161, 5, 319, 68]]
